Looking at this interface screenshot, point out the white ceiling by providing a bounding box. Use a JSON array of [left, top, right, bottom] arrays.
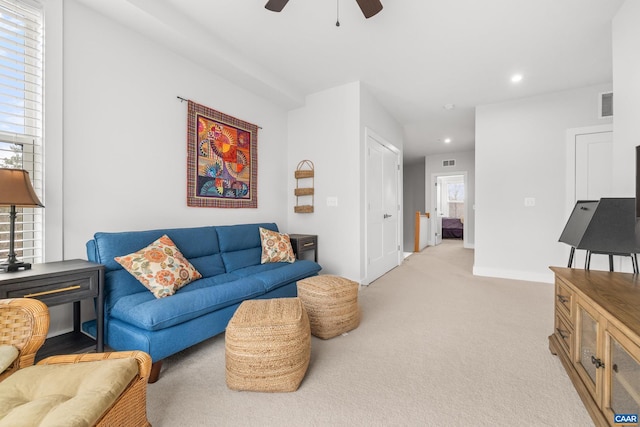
[[75, 0, 624, 161]]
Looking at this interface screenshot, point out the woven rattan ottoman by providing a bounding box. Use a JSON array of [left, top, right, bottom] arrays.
[[296, 275, 361, 339], [225, 297, 310, 392]]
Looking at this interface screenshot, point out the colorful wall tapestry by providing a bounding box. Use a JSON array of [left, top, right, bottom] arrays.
[[187, 100, 258, 208]]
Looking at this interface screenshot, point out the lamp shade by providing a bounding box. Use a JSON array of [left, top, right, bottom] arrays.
[[0, 168, 44, 207]]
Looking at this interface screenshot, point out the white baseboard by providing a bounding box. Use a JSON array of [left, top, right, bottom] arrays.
[[472, 266, 554, 284]]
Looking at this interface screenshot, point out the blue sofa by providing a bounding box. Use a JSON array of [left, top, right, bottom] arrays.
[[83, 223, 321, 381]]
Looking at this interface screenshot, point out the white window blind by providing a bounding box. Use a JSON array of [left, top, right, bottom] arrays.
[[0, 0, 43, 265]]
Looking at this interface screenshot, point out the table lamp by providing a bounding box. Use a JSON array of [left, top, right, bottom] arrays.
[[0, 168, 44, 272]]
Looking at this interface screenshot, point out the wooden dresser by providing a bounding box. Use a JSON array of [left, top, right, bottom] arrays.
[[549, 267, 640, 426]]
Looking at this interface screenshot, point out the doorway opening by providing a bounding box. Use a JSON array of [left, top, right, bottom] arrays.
[[431, 172, 468, 247]]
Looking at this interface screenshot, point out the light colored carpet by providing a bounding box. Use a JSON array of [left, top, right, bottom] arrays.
[[147, 240, 593, 426]]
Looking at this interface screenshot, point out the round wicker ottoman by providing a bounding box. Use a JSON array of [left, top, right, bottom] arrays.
[[296, 275, 361, 339], [225, 297, 310, 392]]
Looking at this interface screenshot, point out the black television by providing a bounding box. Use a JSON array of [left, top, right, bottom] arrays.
[[637, 145, 640, 243], [637, 145, 640, 217]]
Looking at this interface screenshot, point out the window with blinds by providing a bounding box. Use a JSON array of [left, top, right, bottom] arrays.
[[0, 0, 43, 266]]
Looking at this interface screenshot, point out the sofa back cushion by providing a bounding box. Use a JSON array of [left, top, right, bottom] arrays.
[[89, 226, 222, 273], [88, 226, 225, 307], [216, 223, 278, 272]]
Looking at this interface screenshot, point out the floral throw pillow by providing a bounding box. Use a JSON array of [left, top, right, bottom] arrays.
[[259, 227, 296, 264], [114, 235, 202, 298]]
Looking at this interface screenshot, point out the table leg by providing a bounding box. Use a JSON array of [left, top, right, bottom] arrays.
[[97, 268, 104, 352]]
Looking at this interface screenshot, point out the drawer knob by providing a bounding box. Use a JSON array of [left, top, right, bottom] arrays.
[[555, 328, 568, 339], [591, 355, 605, 369], [557, 295, 569, 304]]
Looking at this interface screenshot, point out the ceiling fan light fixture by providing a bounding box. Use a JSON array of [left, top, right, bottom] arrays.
[[265, 0, 382, 19], [265, 0, 289, 12], [356, 0, 383, 19]]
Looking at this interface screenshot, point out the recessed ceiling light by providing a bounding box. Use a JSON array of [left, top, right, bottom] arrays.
[[444, 138, 452, 144], [443, 103, 455, 110], [511, 74, 523, 83]]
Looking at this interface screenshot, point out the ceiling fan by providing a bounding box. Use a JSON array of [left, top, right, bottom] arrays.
[[265, 0, 383, 19]]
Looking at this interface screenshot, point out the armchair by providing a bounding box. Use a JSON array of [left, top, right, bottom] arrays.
[[0, 297, 49, 380], [0, 351, 152, 426], [0, 298, 151, 426]]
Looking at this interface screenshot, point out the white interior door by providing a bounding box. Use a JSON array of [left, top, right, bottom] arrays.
[[573, 130, 613, 270], [575, 132, 613, 201], [366, 134, 399, 283], [432, 215, 442, 246]]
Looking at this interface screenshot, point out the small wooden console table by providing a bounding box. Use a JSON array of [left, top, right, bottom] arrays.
[[289, 234, 318, 262], [0, 259, 104, 360]]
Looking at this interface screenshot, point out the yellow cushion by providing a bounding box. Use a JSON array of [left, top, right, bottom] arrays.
[[0, 357, 138, 427], [259, 227, 296, 264], [0, 346, 18, 374], [115, 234, 202, 298]]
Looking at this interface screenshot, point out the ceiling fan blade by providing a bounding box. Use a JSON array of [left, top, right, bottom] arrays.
[[265, 0, 289, 12], [355, 0, 383, 18]]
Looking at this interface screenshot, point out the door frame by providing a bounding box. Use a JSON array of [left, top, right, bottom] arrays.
[[364, 128, 401, 285], [430, 171, 469, 248]]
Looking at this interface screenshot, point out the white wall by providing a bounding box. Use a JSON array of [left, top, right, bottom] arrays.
[[44, 0, 292, 335], [612, 0, 640, 195], [359, 86, 404, 281], [287, 81, 402, 283], [403, 160, 426, 252], [475, 84, 613, 283], [425, 150, 475, 247], [287, 82, 361, 280], [62, 0, 291, 261]]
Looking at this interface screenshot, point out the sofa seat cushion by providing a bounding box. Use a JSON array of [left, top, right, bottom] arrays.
[[234, 260, 322, 292], [109, 276, 266, 331], [0, 358, 137, 427]]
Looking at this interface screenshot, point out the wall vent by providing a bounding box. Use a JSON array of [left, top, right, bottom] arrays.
[[599, 92, 613, 118], [443, 159, 456, 167]]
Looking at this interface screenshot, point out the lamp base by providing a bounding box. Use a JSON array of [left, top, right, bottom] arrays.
[[0, 261, 32, 273]]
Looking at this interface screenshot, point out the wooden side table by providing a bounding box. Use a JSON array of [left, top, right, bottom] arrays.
[[0, 259, 104, 360], [289, 234, 318, 262]]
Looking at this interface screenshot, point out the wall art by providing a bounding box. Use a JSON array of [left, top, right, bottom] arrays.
[[187, 100, 258, 208]]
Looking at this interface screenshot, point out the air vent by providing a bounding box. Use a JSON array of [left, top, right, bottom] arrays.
[[599, 92, 613, 118], [443, 160, 456, 167]]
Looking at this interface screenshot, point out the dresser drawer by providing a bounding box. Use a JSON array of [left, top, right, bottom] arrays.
[[293, 236, 316, 251], [2, 270, 99, 307], [554, 311, 573, 358], [555, 278, 574, 324]]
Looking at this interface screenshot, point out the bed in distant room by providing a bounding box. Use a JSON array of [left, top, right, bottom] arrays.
[[442, 217, 463, 239]]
